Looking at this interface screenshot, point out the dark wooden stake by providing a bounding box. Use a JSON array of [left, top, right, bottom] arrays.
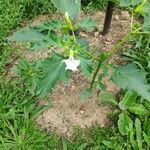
[[102, 1, 115, 35]]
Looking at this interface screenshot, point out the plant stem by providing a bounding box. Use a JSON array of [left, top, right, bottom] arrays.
[[89, 59, 103, 91], [130, 10, 134, 32], [80, 48, 98, 61], [108, 28, 141, 57], [89, 30, 138, 92], [108, 32, 132, 57]]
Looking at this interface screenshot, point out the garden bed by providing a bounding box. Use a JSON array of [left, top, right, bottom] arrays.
[[11, 10, 131, 137]]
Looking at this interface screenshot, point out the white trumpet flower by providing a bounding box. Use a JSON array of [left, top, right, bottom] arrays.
[[63, 56, 80, 71]]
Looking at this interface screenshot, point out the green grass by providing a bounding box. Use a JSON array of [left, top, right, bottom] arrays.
[[82, 0, 108, 12], [0, 77, 120, 150], [0, 77, 58, 150], [1, 1, 150, 150], [0, 0, 55, 42]]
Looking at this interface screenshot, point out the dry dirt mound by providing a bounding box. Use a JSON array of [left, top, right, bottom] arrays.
[[36, 73, 118, 137]]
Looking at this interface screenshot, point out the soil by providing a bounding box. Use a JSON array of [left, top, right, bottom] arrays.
[[8, 10, 131, 137], [36, 72, 118, 137]]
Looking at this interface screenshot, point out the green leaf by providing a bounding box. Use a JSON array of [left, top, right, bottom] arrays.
[[98, 66, 108, 91], [77, 143, 87, 150], [78, 18, 97, 30], [37, 53, 69, 97], [144, 101, 150, 111], [134, 0, 147, 14], [118, 112, 133, 135], [76, 38, 89, 48], [31, 32, 63, 51], [129, 124, 136, 150], [143, 132, 150, 147], [7, 27, 46, 42], [36, 20, 62, 32], [80, 89, 92, 102], [102, 140, 123, 150], [50, 0, 80, 19], [129, 104, 148, 115], [100, 91, 118, 106], [119, 91, 138, 111], [119, 0, 130, 7], [143, 1, 150, 15], [62, 138, 68, 150], [119, 0, 141, 7], [30, 40, 51, 51], [80, 57, 92, 77], [135, 118, 143, 150], [143, 14, 150, 31], [112, 63, 150, 101]]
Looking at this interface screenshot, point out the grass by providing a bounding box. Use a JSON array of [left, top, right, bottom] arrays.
[[0, 77, 58, 150], [0, 77, 125, 149], [82, 0, 108, 12], [1, 0, 150, 150], [0, 0, 55, 42]]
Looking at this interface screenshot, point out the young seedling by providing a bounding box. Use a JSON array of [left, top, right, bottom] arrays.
[[7, 0, 150, 102]]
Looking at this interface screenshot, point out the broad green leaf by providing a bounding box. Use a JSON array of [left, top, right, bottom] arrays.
[[30, 40, 51, 51], [7, 27, 46, 42], [50, 0, 80, 19], [100, 91, 118, 106], [112, 63, 150, 101], [98, 81, 107, 91], [119, 91, 138, 111], [143, 132, 150, 147], [80, 57, 92, 77], [36, 20, 62, 32], [31, 32, 63, 51], [134, 0, 147, 14], [143, 1, 150, 15], [118, 112, 133, 135], [119, 0, 130, 7], [129, 104, 148, 115], [144, 101, 150, 111], [119, 0, 141, 7], [143, 14, 150, 31], [78, 18, 97, 30], [76, 38, 89, 48], [98, 66, 109, 91], [135, 118, 143, 150], [37, 53, 69, 97]]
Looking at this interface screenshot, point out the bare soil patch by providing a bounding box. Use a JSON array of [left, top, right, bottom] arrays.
[[36, 72, 119, 137], [8, 10, 130, 137]]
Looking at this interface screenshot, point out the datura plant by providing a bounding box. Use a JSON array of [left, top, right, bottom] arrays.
[[8, 0, 150, 101]]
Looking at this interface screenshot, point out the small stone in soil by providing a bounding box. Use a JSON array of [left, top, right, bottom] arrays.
[[94, 32, 99, 37], [80, 110, 85, 114], [71, 85, 75, 90], [121, 11, 130, 19], [114, 15, 119, 20]]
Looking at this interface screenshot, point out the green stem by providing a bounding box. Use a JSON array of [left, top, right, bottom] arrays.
[[108, 28, 141, 57], [79, 48, 98, 61], [108, 32, 132, 57], [130, 10, 134, 32], [89, 59, 103, 91], [89, 29, 140, 92]]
